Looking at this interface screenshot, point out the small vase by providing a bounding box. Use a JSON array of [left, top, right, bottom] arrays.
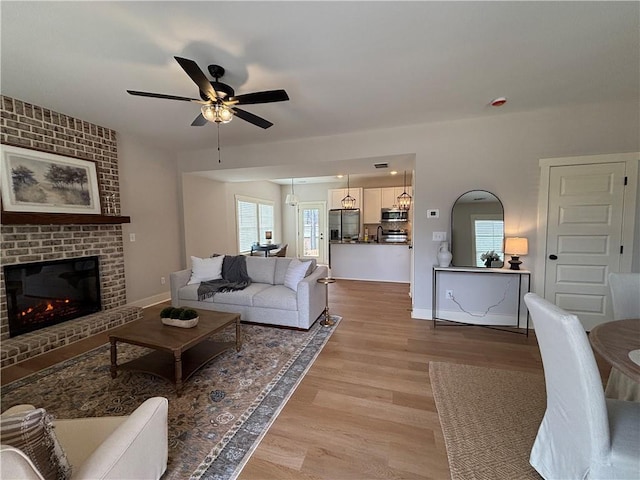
[[437, 242, 452, 267]]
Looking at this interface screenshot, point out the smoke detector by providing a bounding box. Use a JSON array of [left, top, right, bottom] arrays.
[[490, 97, 507, 107]]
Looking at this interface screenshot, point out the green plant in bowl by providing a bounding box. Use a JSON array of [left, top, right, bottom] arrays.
[[160, 307, 175, 319], [169, 308, 184, 319], [179, 309, 198, 320]]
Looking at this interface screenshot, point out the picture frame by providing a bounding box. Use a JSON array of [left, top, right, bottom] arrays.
[[1, 145, 101, 214]]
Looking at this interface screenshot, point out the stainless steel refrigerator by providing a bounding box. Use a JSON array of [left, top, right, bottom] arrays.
[[329, 209, 360, 241]]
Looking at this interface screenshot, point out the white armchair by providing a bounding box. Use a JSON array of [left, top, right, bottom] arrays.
[[524, 293, 640, 480], [1, 397, 168, 480], [607, 272, 640, 401]]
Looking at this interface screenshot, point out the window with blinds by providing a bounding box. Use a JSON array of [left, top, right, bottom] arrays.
[[236, 196, 274, 253], [472, 217, 504, 267]]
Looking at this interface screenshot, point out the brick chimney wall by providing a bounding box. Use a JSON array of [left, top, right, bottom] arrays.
[[0, 96, 130, 345]]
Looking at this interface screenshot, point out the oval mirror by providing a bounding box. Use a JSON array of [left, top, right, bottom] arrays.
[[451, 190, 504, 267]]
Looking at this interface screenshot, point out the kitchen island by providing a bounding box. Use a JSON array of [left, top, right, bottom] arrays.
[[329, 242, 411, 282]]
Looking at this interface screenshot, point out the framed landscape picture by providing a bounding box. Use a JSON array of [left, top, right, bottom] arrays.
[[1, 145, 101, 214]]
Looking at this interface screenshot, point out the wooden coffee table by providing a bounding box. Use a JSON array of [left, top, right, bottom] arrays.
[[109, 310, 241, 396]]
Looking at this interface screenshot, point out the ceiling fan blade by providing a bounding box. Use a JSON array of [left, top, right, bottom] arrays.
[[191, 113, 208, 126], [174, 56, 218, 101], [232, 108, 273, 129], [229, 89, 289, 105], [127, 90, 199, 102]]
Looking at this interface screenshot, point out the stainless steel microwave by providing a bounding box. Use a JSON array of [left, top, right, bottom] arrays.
[[381, 208, 408, 222]]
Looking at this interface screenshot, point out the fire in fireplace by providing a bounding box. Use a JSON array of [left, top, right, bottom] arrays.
[[4, 256, 102, 338]]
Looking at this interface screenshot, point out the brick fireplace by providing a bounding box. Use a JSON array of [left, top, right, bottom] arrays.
[[1, 96, 141, 367]]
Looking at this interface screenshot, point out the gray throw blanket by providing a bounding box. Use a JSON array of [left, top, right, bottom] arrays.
[[197, 255, 252, 301]]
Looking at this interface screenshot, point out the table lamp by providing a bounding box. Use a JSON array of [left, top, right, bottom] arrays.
[[505, 237, 528, 270], [265, 231, 272, 244]]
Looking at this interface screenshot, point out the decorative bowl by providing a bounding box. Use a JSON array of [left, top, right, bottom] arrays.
[[161, 317, 199, 328]]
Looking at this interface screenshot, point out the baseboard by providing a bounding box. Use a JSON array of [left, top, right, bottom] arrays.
[[331, 276, 410, 284], [412, 308, 433, 320], [127, 292, 171, 309]]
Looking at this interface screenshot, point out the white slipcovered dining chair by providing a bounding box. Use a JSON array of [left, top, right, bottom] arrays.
[[607, 272, 640, 401], [525, 293, 640, 480]]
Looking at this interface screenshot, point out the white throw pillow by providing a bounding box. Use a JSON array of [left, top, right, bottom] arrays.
[[284, 258, 311, 291], [187, 255, 224, 285]]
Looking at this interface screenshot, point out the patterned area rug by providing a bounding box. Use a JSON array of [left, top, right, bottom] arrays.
[[429, 362, 545, 480], [1, 319, 339, 479]]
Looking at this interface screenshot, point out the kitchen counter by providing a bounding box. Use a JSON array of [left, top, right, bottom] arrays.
[[330, 240, 411, 245], [329, 242, 411, 282]]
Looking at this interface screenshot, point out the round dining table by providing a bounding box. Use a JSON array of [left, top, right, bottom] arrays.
[[589, 318, 640, 383]]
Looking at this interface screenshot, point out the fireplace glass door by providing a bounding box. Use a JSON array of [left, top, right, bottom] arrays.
[[4, 256, 101, 337]]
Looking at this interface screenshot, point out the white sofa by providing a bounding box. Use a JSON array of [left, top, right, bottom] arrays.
[[170, 256, 328, 330], [1, 397, 168, 480]]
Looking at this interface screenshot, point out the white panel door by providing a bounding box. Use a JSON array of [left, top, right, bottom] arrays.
[[544, 162, 626, 330], [298, 202, 326, 264]]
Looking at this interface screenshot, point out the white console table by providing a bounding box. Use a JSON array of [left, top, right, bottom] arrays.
[[432, 266, 531, 335]]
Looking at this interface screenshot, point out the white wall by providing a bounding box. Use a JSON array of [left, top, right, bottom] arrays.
[[176, 100, 639, 318], [182, 174, 229, 259], [182, 175, 282, 263], [118, 133, 182, 306]]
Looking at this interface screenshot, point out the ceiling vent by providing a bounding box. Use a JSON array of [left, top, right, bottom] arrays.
[[374, 163, 389, 169]]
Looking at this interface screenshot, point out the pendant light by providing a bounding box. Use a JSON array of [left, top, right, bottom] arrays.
[[341, 175, 356, 209], [285, 178, 299, 206], [397, 170, 412, 210]]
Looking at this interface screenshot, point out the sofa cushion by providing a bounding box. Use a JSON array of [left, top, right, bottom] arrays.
[[0, 407, 72, 480], [178, 283, 270, 306], [284, 258, 312, 291], [274, 258, 292, 284], [177, 284, 204, 302], [246, 257, 277, 284], [253, 285, 297, 311], [187, 255, 224, 285], [211, 283, 271, 306], [274, 258, 317, 284]]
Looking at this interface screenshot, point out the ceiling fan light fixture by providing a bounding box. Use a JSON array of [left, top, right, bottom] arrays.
[[201, 104, 233, 124]]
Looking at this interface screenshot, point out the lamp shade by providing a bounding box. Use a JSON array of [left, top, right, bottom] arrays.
[[265, 231, 272, 240], [286, 178, 299, 206], [285, 193, 299, 206], [505, 237, 528, 255]]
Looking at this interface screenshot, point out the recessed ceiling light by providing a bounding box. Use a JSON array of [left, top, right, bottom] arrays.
[[490, 97, 507, 107], [337, 174, 344, 179], [390, 171, 398, 175]]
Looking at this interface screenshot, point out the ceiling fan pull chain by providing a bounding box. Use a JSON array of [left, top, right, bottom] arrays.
[[217, 122, 222, 163]]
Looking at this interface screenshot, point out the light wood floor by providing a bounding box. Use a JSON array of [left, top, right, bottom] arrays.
[[238, 280, 544, 480], [1, 280, 611, 479]]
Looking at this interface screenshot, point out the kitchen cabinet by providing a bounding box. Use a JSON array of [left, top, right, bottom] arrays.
[[328, 188, 362, 210], [363, 187, 414, 222], [381, 186, 412, 209], [363, 188, 382, 223]]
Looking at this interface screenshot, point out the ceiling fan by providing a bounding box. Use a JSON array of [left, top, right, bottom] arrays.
[[127, 56, 289, 129]]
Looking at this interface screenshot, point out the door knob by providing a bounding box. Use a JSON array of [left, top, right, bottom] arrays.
[[549, 254, 558, 260]]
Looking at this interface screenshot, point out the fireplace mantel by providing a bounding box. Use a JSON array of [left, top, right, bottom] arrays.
[[1, 211, 131, 225]]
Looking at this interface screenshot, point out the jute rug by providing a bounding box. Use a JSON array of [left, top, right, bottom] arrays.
[[1, 319, 339, 480], [429, 362, 546, 480]]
